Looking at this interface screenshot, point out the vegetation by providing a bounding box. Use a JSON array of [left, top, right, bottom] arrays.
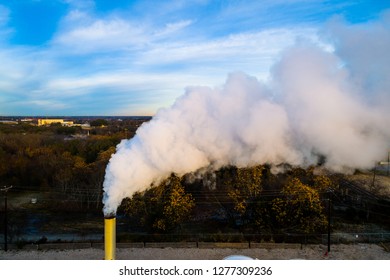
[[121, 164, 332, 236], [3, 118, 387, 243], [270, 178, 327, 233], [0, 119, 333, 236], [123, 174, 195, 232], [90, 119, 108, 127], [0, 118, 148, 210]]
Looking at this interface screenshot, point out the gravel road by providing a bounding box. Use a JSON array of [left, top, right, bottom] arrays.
[[1, 243, 389, 260]]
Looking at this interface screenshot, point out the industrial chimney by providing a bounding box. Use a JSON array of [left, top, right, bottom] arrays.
[[104, 215, 116, 260]]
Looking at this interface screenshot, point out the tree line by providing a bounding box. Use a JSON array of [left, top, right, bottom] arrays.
[[0, 121, 335, 236], [123, 165, 335, 236]]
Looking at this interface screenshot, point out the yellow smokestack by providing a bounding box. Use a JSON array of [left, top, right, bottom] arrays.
[[104, 216, 116, 260]]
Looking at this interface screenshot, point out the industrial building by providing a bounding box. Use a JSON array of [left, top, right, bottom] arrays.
[[37, 119, 74, 126]]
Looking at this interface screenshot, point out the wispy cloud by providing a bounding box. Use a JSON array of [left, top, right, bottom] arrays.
[[138, 27, 321, 71], [53, 18, 147, 53], [0, 5, 13, 40], [153, 19, 194, 39], [0, 4, 9, 26], [0, 0, 388, 115]]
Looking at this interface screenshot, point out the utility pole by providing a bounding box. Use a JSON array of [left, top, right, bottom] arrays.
[[1, 186, 13, 252], [371, 163, 377, 192], [327, 197, 331, 253], [325, 189, 332, 255]]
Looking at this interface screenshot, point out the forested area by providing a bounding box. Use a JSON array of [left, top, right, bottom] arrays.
[[122, 165, 334, 238], [0, 119, 143, 211], [2, 119, 386, 242]]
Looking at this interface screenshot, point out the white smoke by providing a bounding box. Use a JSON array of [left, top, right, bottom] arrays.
[[103, 18, 390, 216]]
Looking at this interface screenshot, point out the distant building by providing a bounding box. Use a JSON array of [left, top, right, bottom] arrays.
[[20, 118, 34, 122], [37, 119, 74, 126], [0, 120, 18, 125], [80, 123, 91, 130]]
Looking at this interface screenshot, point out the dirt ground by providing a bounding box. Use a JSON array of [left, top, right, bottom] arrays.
[[1, 243, 389, 260], [345, 172, 390, 197]]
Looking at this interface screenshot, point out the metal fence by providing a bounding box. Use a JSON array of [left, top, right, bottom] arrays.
[[323, 232, 390, 244], [1, 231, 390, 251]]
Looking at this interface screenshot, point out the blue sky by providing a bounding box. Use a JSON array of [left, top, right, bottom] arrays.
[[0, 0, 389, 116]]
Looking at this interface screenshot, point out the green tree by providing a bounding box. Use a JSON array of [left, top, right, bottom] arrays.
[[56, 126, 78, 135], [90, 119, 108, 127]]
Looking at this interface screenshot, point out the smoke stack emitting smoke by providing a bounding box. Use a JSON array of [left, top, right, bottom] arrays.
[[103, 19, 390, 216]]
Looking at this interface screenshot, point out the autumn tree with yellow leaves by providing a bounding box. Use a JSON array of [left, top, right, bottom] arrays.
[[271, 177, 327, 233], [123, 166, 331, 235], [123, 174, 195, 232], [227, 165, 264, 224]]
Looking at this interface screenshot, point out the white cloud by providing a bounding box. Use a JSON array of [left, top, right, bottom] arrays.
[[153, 19, 193, 39], [53, 17, 148, 53], [52, 14, 197, 55], [0, 1, 329, 115], [24, 99, 67, 110], [1, 1, 388, 116], [138, 27, 324, 80], [42, 71, 216, 97], [0, 3, 326, 115]]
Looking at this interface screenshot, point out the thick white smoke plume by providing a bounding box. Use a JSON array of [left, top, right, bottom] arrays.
[[103, 18, 390, 216]]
